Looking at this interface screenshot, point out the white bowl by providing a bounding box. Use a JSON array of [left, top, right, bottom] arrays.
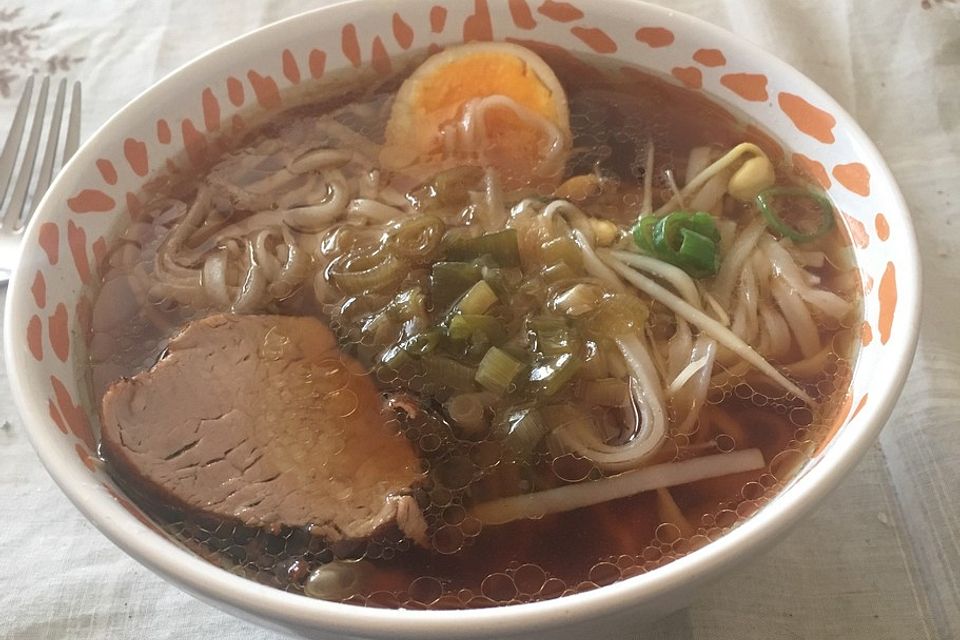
[[4, 1, 920, 638]]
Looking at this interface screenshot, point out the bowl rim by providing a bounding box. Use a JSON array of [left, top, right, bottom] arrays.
[[5, 0, 922, 637]]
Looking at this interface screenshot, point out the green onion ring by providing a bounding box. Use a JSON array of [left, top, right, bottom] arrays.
[[756, 187, 835, 243]]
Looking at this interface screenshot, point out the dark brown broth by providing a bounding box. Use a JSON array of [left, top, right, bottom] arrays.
[[90, 54, 859, 608]]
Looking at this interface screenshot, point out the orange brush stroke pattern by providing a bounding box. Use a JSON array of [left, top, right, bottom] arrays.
[[39, 223, 59, 264], [96, 159, 117, 185], [67, 220, 90, 284], [538, 0, 583, 22], [48, 303, 69, 362], [861, 321, 873, 346], [371, 36, 391, 75], [181, 118, 208, 167], [309, 49, 327, 79], [202, 88, 221, 132], [720, 73, 768, 101], [226, 76, 245, 107], [571, 27, 616, 54], [156, 119, 171, 144], [464, 0, 494, 41], [430, 6, 448, 33], [833, 162, 871, 197], [27, 315, 42, 360], [693, 48, 725, 67], [878, 262, 896, 345], [31, 270, 45, 308], [843, 213, 870, 249], [778, 92, 836, 144], [392, 13, 414, 49], [282, 49, 301, 84], [851, 394, 869, 419], [51, 374, 95, 450], [125, 192, 142, 218], [123, 138, 149, 176], [875, 213, 890, 241], [509, 0, 536, 29], [635, 27, 674, 48], [67, 189, 115, 213], [247, 71, 281, 109], [671, 66, 702, 89], [342, 24, 362, 67]]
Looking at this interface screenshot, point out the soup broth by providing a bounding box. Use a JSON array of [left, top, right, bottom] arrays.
[[90, 45, 859, 608]]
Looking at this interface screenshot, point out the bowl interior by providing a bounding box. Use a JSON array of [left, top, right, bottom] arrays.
[[5, 0, 920, 636]]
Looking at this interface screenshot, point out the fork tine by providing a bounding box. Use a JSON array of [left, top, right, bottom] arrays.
[[0, 76, 35, 205], [3, 76, 50, 230], [62, 81, 82, 162], [28, 79, 68, 219]]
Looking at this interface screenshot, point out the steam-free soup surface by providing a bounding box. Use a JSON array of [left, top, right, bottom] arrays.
[[91, 44, 859, 607]]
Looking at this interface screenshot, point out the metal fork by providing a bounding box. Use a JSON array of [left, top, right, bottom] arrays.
[[0, 76, 82, 282]]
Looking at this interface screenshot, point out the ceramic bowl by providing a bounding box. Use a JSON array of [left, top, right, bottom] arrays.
[[4, 1, 920, 638]]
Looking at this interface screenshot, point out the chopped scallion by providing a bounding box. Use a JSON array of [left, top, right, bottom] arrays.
[[475, 347, 525, 394], [448, 314, 505, 344], [632, 211, 720, 278], [456, 280, 499, 315], [430, 262, 481, 311], [756, 186, 835, 243], [445, 229, 521, 267], [494, 407, 550, 456], [529, 352, 584, 397]]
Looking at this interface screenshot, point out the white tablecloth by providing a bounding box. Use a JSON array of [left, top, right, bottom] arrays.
[[1, 1, 958, 638]]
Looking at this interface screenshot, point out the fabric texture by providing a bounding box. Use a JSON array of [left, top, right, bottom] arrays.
[[0, 1, 957, 638]]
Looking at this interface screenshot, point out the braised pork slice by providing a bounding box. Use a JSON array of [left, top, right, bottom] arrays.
[[100, 314, 425, 543]]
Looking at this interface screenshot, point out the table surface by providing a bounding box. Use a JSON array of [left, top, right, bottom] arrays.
[[0, 1, 958, 639]]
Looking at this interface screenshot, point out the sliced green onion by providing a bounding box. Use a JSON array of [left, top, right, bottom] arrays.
[[479, 265, 519, 299], [410, 166, 485, 212], [541, 262, 576, 283], [541, 237, 584, 270], [632, 211, 720, 278], [675, 229, 716, 275], [328, 251, 407, 293], [430, 261, 481, 310], [445, 392, 493, 436], [584, 294, 650, 338], [528, 315, 576, 356], [632, 216, 658, 253], [756, 186, 835, 243], [391, 215, 445, 262], [399, 329, 442, 356], [423, 355, 478, 392], [475, 347, 525, 394], [384, 287, 426, 322], [494, 407, 550, 456], [540, 403, 591, 433], [529, 352, 583, 397], [448, 314, 505, 344], [380, 345, 419, 370], [578, 377, 629, 407], [445, 229, 521, 267], [456, 280, 498, 315]]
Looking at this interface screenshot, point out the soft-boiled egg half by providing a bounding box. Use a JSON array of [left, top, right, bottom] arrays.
[[381, 42, 571, 187]]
